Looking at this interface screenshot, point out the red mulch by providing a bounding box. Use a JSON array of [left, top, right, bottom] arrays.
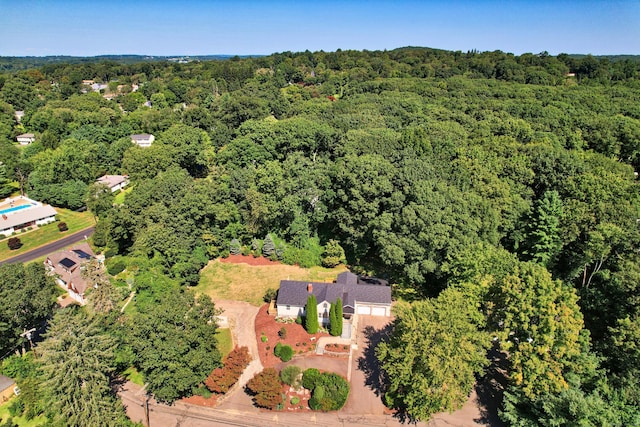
[[255, 304, 329, 368], [181, 393, 219, 407], [219, 254, 281, 266], [281, 383, 312, 411]]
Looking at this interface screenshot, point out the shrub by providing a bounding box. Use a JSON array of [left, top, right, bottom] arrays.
[[295, 315, 303, 325], [278, 327, 287, 339], [241, 245, 251, 256], [261, 335, 268, 343], [290, 396, 300, 405], [57, 222, 68, 232], [107, 259, 126, 276], [263, 288, 277, 303], [205, 346, 251, 394], [246, 368, 282, 409], [307, 372, 350, 411], [280, 365, 302, 386], [229, 239, 241, 255], [262, 234, 276, 257], [302, 368, 320, 390], [103, 247, 118, 258], [274, 343, 293, 362], [7, 237, 21, 250]]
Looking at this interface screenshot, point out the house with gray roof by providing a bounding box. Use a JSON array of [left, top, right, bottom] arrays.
[[276, 271, 391, 326], [96, 174, 129, 192], [0, 196, 57, 237]]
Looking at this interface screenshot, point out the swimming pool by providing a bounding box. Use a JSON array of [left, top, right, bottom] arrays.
[[0, 204, 32, 215]]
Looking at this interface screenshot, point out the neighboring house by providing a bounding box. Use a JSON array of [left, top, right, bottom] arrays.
[[14, 110, 24, 123], [131, 133, 155, 147], [44, 243, 95, 305], [276, 271, 391, 326], [0, 196, 57, 237], [0, 375, 17, 403], [96, 174, 129, 192], [16, 133, 35, 145]]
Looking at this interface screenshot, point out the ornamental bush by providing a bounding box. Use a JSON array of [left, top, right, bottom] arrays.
[[57, 222, 68, 232], [246, 368, 282, 409], [306, 372, 349, 411], [280, 365, 302, 386], [205, 346, 251, 394], [7, 237, 22, 250]]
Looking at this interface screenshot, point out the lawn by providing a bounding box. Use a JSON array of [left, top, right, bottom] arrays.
[[122, 366, 145, 386], [113, 186, 132, 205], [216, 328, 233, 358], [0, 400, 47, 426], [0, 208, 94, 261], [195, 259, 347, 306]]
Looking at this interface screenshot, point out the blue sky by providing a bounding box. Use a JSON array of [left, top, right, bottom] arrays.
[[0, 0, 638, 56]]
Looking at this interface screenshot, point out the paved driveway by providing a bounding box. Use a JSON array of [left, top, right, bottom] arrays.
[[343, 315, 392, 416]]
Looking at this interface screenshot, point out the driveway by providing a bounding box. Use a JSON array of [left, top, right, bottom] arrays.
[[214, 300, 263, 388], [343, 314, 392, 416]]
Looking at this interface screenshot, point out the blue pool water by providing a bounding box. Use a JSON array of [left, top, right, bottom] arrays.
[[0, 204, 31, 215]]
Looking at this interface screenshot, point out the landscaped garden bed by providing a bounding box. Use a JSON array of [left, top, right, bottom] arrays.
[[254, 303, 329, 368]]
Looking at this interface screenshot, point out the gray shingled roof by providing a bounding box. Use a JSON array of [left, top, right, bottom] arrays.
[[0, 375, 15, 393], [277, 271, 391, 309]]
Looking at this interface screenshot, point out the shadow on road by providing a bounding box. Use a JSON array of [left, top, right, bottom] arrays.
[[474, 343, 508, 426]]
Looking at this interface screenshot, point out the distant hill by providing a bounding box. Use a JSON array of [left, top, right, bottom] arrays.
[[567, 54, 640, 63], [0, 54, 262, 72]]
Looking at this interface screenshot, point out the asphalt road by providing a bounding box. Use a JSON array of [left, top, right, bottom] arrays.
[[0, 226, 95, 266]]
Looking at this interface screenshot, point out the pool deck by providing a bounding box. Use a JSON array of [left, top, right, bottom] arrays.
[[0, 196, 34, 211]]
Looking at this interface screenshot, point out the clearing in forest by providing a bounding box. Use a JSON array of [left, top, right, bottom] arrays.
[[195, 257, 347, 306]]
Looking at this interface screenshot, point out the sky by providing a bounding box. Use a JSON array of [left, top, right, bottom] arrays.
[[0, 0, 638, 57]]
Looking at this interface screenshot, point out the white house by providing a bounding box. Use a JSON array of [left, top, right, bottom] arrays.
[[14, 111, 24, 123], [16, 133, 35, 145], [0, 197, 57, 237], [276, 272, 391, 327], [131, 134, 154, 147], [96, 175, 129, 192], [44, 243, 95, 305]]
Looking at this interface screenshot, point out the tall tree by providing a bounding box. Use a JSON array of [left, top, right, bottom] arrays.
[[305, 294, 319, 334], [523, 190, 563, 267], [130, 290, 221, 403], [37, 308, 131, 427], [0, 263, 56, 356], [377, 288, 490, 422]]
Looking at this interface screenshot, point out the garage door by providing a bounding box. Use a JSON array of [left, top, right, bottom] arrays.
[[357, 306, 371, 315], [371, 307, 387, 316]]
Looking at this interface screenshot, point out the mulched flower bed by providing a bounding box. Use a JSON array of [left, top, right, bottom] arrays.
[[323, 343, 350, 354], [181, 393, 219, 407], [281, 384, 312, 411], [255, 304, 329, 368], [219, 254, 281, 266]]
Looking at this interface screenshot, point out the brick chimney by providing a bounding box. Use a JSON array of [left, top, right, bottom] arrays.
[[307, 283, 313, 293]]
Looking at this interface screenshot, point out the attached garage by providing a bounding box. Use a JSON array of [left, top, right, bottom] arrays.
[[371, 306, 387, 316], [357, 305, 371, 315]]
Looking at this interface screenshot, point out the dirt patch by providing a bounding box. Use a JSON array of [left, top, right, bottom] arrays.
[[220, 254, 280, 266], [254, 304, 329, 368]]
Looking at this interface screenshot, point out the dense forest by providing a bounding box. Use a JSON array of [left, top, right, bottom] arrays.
[[1, 47, 640, 424]]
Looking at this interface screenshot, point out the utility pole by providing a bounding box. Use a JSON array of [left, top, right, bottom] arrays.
[[20, 328, 36, 357]]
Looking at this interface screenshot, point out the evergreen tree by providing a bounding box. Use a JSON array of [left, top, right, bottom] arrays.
[[229, 238, 241, 255], [262, 233, 276, 257], [38, 308, 131, 427], [329, 302, 337, 336], [523, 190, 563, 267], [335, 298, 343, 336], [305, 294, 319, 334]]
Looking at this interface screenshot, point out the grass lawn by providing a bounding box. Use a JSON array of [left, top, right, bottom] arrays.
[[0, 208, 94, 261], [0, 400, 47, 426], [113, 186, 132, 205], [195, 259, 348, 306], [122, 366, 145, 386], [216, 328, 233, 358]]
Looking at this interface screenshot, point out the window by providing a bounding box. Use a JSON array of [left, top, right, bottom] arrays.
[[323, 302, 328, 308], [286, 305, 290, 310]]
